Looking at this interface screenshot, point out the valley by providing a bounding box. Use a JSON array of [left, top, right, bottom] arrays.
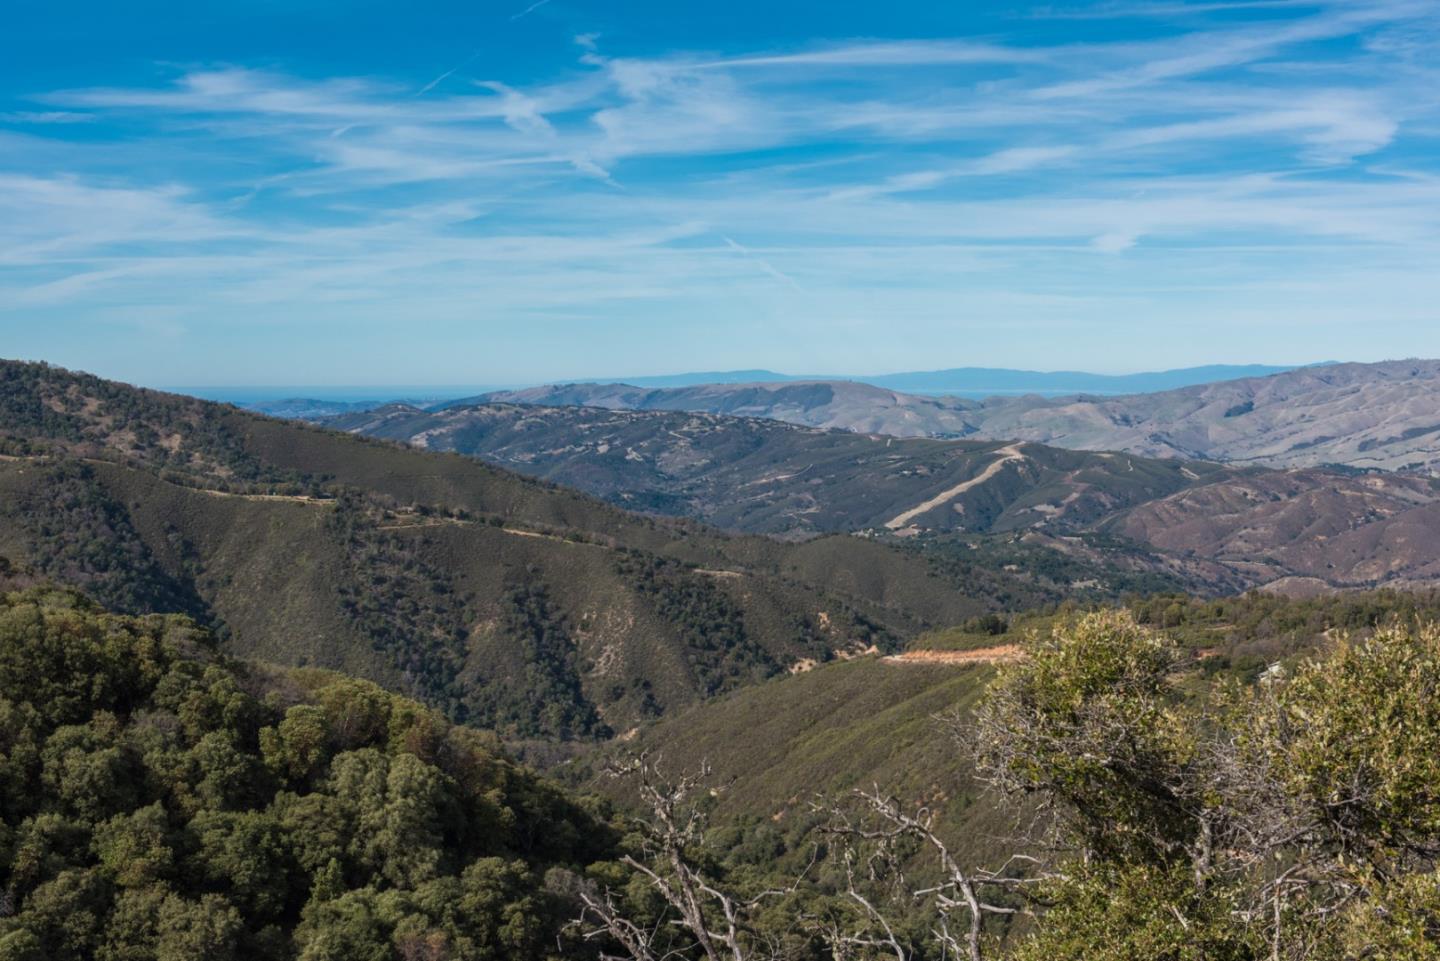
[[324, 395, 1440, 596]]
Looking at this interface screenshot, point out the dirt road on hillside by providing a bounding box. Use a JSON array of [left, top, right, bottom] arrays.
[[882, 644, 1023, 665], [884, 444, 1026, 530]]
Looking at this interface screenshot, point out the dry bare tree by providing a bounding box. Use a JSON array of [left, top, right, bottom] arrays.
[[573, 756, 800, 961], [817, 787, 1055, 961]]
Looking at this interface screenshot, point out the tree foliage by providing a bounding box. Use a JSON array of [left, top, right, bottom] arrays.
[[616, 555, 775, 697], [13, 462, 211, 622], [0, 586, 615, 961], [975, 613, 1440, 959], [467, 582, 608, 741]]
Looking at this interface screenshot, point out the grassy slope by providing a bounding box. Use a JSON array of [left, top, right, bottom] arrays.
[[581, 588, 1440, 861], [580, 656, 1019, 865]]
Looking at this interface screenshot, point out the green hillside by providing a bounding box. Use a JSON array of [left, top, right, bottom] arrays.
[[0, 360, 1056, 738], [576, 656, 1017, 862]]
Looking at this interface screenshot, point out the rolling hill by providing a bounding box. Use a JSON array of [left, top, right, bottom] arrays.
[[326, 402, 1230, 537], [853, 362, 1306, 396], [581, 587, 1440, 856], [587, 655, 1006, 831], [462, 380, 983, 436], [327, 399, 1440, 595], [238, 364, 1298, 418], [0, 359, 1063, 741], [546, 363, 1302, 395]]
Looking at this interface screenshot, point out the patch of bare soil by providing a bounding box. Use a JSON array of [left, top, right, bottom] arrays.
[[882, 644, 1023, 665]]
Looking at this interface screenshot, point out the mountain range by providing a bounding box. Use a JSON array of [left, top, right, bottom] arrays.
[[9, 356, 1440, 750], [571, 363, 1307, 395], [227, 362, 1304, 420], [8, 356, 1440, 955], [471, 359, 1440, 474]]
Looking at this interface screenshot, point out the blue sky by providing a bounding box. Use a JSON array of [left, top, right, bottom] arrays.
[[2, 0, 1439, 386]]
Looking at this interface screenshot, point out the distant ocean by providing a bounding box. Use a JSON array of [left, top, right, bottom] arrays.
[[892, 387, 1127, 398]]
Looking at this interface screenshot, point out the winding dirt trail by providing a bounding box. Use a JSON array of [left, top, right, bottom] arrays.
[[884, 443, 1026, 530], [193, 489, 331, 504]]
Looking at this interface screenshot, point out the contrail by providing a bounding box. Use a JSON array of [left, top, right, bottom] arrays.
[[721, 236, 802, 291], [417, 50, 482, 96], [510, 0, 553, 21]]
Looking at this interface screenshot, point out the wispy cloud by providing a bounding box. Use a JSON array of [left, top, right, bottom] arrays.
[[699, 40, 1045, 69], [0, 111, 95, 124], [1028, 1, 1324, 21], [415, 51, 482, 96], [4, 0, 1440, 379]]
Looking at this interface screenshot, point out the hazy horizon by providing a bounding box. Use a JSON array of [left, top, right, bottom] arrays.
[[152, 360, 1336, 407]]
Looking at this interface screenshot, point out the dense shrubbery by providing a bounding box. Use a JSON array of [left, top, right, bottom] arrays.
[[922, 587, 1440, 680], [913, 532, 1193, 604], [0, 587, 615, 961], [327, 492, 475, 720], [983, 613, 1440, 959], [1128, 586, 1440, 643], [326, 495, 610, 740], [467, 582, 608, 741], [587, 611, 1440, 960]]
